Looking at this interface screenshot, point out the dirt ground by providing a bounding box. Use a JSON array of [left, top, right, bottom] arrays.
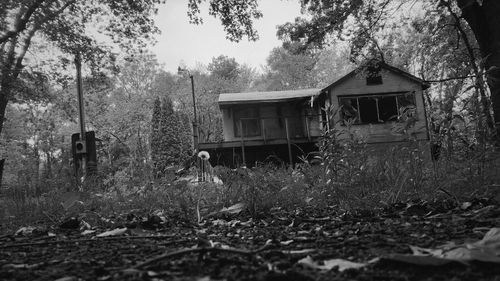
[[2, 198, 500, 281]]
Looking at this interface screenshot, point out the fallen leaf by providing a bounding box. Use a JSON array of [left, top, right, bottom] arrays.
[[15, 226, 35, 236], [298, 256, 366, 271], [441, 247, 500, 263], [81, 230, 96, 235], [96, 228, 128, 237], [395, 228, 500, 266], [381, 254, 459, 266], [461, 202, 472, 210], [54, 276, 78, 281], [220, 203, 245, 214], [409, 245, 443, 256], [472, 227, 500, 254], [212, 219, 228, 226]]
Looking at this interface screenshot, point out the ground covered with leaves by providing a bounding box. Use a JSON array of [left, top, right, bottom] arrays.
[[2, 197, 500, 281]]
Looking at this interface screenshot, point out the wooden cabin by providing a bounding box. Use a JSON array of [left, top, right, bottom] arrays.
[[199, 61, 430, 167], [320, 61, 430, 143], [199, 88, 324, 167]]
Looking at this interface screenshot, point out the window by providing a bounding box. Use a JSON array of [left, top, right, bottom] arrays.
[[366, 65, 383, 85], [339, 97, 359, 124], [233, 106, 261, 137], [339, 92, 415, 125]]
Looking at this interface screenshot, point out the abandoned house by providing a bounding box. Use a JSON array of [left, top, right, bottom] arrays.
[[198, 61, 431, 167]]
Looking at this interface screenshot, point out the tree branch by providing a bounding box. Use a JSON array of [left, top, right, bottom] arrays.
[[424, 75, 476, 83], [13, 24, 40, 81], [443, 0, 495, 133]]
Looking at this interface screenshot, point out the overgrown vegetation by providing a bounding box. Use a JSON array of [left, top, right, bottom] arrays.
[[2, 122, 499, 233], [1, 0, 500, 237]]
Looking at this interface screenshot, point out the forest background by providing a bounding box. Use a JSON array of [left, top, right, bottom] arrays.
[[0, 0, 499, 205]]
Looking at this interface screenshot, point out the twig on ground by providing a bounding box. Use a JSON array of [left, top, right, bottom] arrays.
[[303, 216, 332, 223], [134, 243, 273, 269], [0, 235, 185, 249], [0, 234, 15, 241]]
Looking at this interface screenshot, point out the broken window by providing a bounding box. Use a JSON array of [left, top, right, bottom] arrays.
[[339, 97, 359, 124], [234, 106, 261, 137], [366, 64, 383, 85], [339, 92, 415, 124]]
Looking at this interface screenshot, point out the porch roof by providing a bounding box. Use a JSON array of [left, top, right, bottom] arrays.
[[218, 88, 322, 105]]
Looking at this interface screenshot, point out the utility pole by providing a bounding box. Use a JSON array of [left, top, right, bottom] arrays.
[[75, 52, 87, 179], [178, 67, 199, 152], [189, 74, 199, 151]]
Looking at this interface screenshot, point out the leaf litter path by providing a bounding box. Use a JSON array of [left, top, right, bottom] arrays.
[[2, 199, 500, 281]]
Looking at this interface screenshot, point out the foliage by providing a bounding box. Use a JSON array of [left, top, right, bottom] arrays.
[[151, 97, 162, 174], [152, 97, 189, 175], [0, 0, 163, 129], [187, 0, 262, 42], [0, 0, 166, 188], [175, 56, 255, 143]]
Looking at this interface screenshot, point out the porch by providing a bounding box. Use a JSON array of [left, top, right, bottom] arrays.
[[199, 115, 323, 167]]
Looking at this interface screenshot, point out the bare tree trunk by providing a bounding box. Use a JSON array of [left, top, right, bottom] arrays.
[[457, 0, 500, 143], [0, 159, 4, 189]]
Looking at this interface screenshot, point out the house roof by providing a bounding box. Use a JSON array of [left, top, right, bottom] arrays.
[[322, 61, 430, 92], [218, 88, 322, 105]]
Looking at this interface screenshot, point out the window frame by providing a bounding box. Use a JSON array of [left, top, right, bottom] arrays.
[[233, 106, 261, 138], [338, 91, 417, 125]]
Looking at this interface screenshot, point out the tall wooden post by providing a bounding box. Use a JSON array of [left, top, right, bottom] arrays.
[[261, 119, 266, 144], [285, 118, 293, 167], [75, 53, 87, 179], [190, 75, 199, 152], [239, 119, 246, 167], [305, 115, 311, 141]]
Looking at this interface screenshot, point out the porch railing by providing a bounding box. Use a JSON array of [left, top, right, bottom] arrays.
[[237, 115, 322, 143], [236, 115, 322, 167]]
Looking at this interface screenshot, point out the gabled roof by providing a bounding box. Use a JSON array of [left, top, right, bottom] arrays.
[[322, 61, 430, 92], [218, 88, 321, 105]]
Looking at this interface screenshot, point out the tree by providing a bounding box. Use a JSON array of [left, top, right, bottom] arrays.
[[261, 45, 318, 91], [208, 55, 241, 80], [150, 97, 162, 176], [157, 97, 185, 172], [0, 0, 164, 185], [272, 0, 500, 142], [453, 0, 500, 142], [187, 0, 500, 142], [187, 0, 262, 42]]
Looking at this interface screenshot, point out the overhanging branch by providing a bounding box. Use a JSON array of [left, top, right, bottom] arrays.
[[424, 75, 476, 83]]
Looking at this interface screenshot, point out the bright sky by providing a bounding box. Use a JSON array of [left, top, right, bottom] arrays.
[[150, 0, 302, 73]]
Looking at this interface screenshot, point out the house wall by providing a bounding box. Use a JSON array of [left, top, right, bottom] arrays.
[[326, 70, 429, 143], [220, 101, 322, 142]]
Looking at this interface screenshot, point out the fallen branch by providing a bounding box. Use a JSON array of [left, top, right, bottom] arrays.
[[0, 234, 14, 241], [0, 235, 184, 249], [134, 243, 273, 269]]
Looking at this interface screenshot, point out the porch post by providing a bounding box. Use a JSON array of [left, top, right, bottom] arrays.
[[305, 115, 311, 141], [285, 117, 293, 167], [261, 118, 266, 144], [239, 119, 246, 167]]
